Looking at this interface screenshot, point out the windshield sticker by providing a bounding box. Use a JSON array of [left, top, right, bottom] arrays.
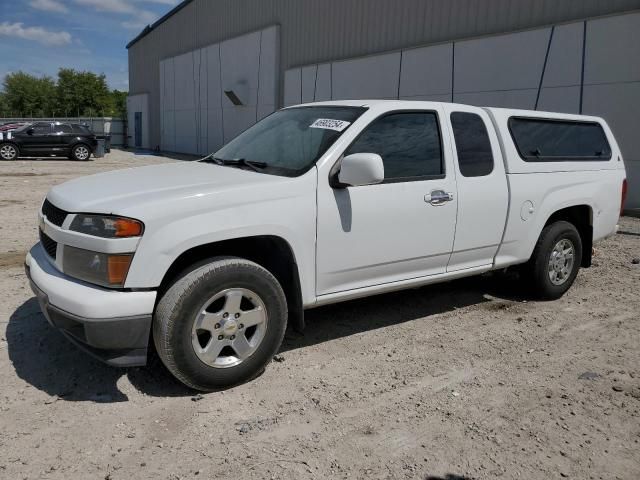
[[309, 118, 351, 132]]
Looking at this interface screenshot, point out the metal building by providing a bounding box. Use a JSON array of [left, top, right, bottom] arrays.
[[127, 0, 640, 211]]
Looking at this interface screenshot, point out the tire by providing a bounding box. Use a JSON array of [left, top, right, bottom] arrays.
[[153, 257, 288, 391], [0, 143, 19, 161], [524, 221, 582, 300], [71, 144, 91, 161]]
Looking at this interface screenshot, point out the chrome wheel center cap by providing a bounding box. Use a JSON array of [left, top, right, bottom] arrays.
[[222, 318, 238, 336]]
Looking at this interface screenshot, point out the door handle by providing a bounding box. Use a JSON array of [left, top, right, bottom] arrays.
[[424, 190, 454, 206]]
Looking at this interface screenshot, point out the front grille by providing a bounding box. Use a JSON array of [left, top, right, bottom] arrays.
[[40, 229, 58, 259], [42, 199, 68, 227]]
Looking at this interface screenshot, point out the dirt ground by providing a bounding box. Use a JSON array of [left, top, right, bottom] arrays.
[[0, 150, 639, 480]]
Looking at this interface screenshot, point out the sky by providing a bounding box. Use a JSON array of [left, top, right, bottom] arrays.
[[0, 0, 182, 91]]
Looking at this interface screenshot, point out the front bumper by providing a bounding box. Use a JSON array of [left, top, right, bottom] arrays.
[[25, 244, 157, 367]]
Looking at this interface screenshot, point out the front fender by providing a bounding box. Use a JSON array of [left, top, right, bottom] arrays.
[[124, 177, 318, 306]]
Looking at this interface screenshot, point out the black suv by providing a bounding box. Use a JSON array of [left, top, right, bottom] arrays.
[[0, 122, 98, 161]]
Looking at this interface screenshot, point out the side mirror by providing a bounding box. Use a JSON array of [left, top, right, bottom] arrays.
[[26, 128, 35, 135], [337, 153, 384, 187]]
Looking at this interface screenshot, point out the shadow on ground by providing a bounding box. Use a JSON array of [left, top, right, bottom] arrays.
[[7, 272, 525, 403], [7, 298, 191, 403], [425, 475, 473, 480], [281, 272, 526, 352]]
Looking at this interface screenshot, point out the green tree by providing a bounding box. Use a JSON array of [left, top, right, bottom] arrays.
[[0, 92, 9, 117], [57, 68, 111, 117], [109, 90, 128, 118], [0, 69, 128, 118], [2, 71, 56, 117]]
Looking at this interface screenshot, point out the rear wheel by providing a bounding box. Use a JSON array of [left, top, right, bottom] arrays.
[[0, 143, 18, 161], [71, 144, 91, 161], [525, 221, 582, 299], [153, 257, 288, 391]]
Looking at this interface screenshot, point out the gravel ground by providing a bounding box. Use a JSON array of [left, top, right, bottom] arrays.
[[0, 150, 639, 480]]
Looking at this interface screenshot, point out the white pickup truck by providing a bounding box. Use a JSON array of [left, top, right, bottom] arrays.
[[26, 100, 627, 391]]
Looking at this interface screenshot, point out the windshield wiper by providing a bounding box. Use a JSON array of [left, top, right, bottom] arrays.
[[202, 156, 268, 172]]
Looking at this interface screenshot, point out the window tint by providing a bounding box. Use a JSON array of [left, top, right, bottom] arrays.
[[509, 118, 611, 161], [72, 124, 90, 134], [32, 123, 51, 135], [451, 112, 494, 177], [346, 112, 442, 180], [53, 124, 72, 134]]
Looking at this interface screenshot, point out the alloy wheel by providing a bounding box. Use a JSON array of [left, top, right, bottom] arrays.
[[191, 288, 268, 368]]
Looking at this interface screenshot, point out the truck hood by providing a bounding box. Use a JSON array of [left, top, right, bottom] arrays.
[[47, 161, 298, 218]]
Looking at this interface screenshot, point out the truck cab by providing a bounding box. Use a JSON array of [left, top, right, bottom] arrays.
[[25, 100, 627, 391]]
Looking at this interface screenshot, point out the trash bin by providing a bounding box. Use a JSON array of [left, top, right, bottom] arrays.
[[96, 135, 111, 153], [94, 139, 106, 158]]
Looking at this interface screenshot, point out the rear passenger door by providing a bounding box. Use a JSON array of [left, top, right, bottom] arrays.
[[53, 123, 74, 155], [443, 104, 509, 271], [316, 108, 458, 295]]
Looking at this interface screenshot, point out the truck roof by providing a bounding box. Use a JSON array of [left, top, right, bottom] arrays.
[[291, 99, 606, 123]]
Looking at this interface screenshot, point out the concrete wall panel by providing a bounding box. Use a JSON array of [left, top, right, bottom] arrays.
[[542, 22, 584, 88], [301, 65, 317, 103], [583, 81, 640, 160], [315, 63, 332, 101], [454, 29, 550, 93], [585, 12, 640, 84], [127, 93, 150, 149], [284, 68, 302, 106], [174, 52, 196, 110], [162, 110, 175, 152], [626, 162, 640, 212], [205, 44, 222, 111], [537, 86, 581, 114], [257, 25, 279, 109], [220, 31, 261, 108], [455, 89, 538, 109], [159, 26, 278, 153], [399, 43, 453, 98], [331, 52, 401, 100], [400, 93, 453, 102], [207, 108, 223, 153]]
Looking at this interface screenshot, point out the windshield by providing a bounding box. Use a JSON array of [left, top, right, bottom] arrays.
[[13, 123, 32, 132], [212, 106, 367, 176]]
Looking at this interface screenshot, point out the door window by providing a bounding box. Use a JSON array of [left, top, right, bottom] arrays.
[[53, 124, 72, 134], [72, 124, 90, 134], [345, 112, 443, 181], [31, 123, 51, 135], [450, 112, 494, 177]]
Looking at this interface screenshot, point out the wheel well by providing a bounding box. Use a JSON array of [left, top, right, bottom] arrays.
[[0, 141, 19, 151], [158, 236, 305, 331], [71, 142, 92, 151], [544, 205, 593, 267]]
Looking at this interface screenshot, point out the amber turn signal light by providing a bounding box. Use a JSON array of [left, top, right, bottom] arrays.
[[114, 219, 143, 237], [107, 255, 133, 285]]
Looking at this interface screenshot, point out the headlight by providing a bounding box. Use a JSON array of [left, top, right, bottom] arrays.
[[63, 246, 133, 288], [70, 214, 143, 238]]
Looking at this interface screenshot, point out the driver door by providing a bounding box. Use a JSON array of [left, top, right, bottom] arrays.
[[18, 122, 54, 155], [316, 108, 458, 295]]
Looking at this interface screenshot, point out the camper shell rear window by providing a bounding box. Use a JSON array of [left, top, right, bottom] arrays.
[[508, 117, 612, 162]]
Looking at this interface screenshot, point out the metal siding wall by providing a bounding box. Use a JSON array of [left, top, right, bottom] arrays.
[[582, 11, 640, 210], [129, 0, 640, 146]]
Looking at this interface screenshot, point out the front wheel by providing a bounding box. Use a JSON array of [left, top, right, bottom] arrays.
[[71, 144, 91, 161], [153, 257, 288, 391], [0, 143, 18, 161], [525, 221, 582, 300]]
